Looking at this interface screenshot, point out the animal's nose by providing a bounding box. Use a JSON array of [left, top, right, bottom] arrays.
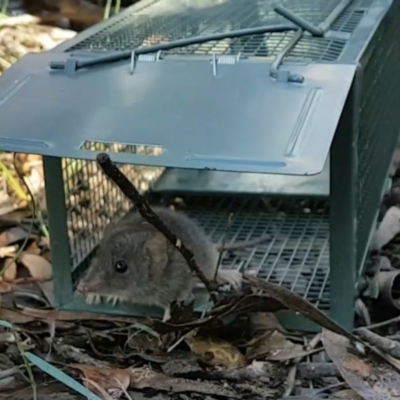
[[76, 283, 89, 294]]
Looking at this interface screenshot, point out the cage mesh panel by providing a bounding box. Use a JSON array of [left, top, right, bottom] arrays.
[[70, 193, 330, 310], [64, 0, 365, 61], [62, 159, 164, 268], [169, 196, 330, 309], [357, 0, 400, 270]]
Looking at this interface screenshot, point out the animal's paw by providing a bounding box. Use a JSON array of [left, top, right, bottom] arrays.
[[162, 305, 171, 322], [217, 269, 243, 290]]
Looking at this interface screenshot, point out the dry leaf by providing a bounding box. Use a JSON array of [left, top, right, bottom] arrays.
[[0, 201, 14, 218], [372, 206, 400, 250], [0, 208, 32, 224], [0, 307, 141, 324], [0, 245, 18, 258], [185, 335, 247, 368], [0, 279, 13, 294], [18, 253, 52, 280], [40, 248, 51, 263], [243, 275, 354, 340], [246, 330, 305, 361], [330, 389, 364, 399], [1, 259, 17, 280], [357, 328, 400, 359], [37, 280, 55, 307], [129, 367, 239, 397], [249, 312, 286, 334], [126, 331, 161, 352], [72, 364, 130, 400], [322, 329, 400, 400], [0, 226, 31, 247]]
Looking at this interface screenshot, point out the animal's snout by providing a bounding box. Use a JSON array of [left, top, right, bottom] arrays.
[[76, 282, 90, 294]]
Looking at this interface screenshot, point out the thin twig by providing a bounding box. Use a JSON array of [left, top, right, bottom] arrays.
[[283, 333, 321, 398], [96, 153, 218, 298], [357, 327, 400, 358], [314, 381, 347, 394], [214, 213, 233, 280], [356, 315, 400, 332]]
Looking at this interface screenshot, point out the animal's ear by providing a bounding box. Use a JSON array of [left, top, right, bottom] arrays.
[[144, 232, 168, 269]]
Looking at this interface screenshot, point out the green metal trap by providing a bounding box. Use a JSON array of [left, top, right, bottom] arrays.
[[0, 0, 399, 331]]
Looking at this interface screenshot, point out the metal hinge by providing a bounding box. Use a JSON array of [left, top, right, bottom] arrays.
[[211, 53, 241, 76], [130, 50, 162, 74]]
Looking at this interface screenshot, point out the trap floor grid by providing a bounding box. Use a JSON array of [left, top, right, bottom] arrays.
[[69, 194, 330, 313], [161, 196, 331, 311]]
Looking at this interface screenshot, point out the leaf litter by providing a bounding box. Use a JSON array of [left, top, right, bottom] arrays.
[[4, 160, 400, 400]]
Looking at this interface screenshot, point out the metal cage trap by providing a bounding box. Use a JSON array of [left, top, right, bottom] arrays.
[[0, 0, 399, 331]]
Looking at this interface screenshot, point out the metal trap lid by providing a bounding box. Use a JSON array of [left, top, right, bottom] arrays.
[[0, 51, 355, 175]]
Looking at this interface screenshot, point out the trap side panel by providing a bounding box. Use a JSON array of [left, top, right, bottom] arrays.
[[61, 179, 329, 330], [355, 0, 400, 273]]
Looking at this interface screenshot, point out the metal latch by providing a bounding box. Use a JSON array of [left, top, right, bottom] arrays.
[[211, 53, 241, 76], [130, 50, 162, 74]]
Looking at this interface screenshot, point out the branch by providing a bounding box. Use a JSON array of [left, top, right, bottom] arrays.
[[96, 153, 218, 298]]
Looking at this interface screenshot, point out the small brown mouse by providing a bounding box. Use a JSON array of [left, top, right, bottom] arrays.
[[76, 207, 267, 321]]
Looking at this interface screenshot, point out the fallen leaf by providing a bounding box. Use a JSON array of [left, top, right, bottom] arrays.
[[24, 353, 101, 400], [245, 276, 400, 372], [40, 248, 51, 263], [185, 335, 247, 368], [0, 202, 14, 218], [129, 367, 240, 397], [24, 241, 42, 255], [0, 331, 15, 343], [0, 245, 18, 258], [0, 226, 31, 247], [18, 252, 52, 280], [1, 259, 17, 280], [0, 280, 13, 294], [357, 328, 400, 359], [0, 307, 142, 324], [72, 364, 130, 400], [243, 275, 354, 340], [126, 331, 161, 353], [372, 206, 400, 250], [0, 208, 32, 226], [322, 329, 400, 400], [37, 280, 55, 307], [246, 330, 310, 361], [330, 389, 364, 399], [249, 312, 286, 334]]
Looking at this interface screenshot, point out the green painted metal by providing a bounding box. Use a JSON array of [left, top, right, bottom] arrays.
[[0, 0, 399, 333]]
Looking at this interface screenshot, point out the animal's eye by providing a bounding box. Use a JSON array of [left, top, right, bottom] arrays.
[[114, 260, 128, 274]]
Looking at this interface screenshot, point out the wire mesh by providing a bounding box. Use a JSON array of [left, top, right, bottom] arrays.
[[357, 0, 400, 271], [66, 182, 330, 310], [64, 0, 365, 62], [62, 159, 164, 269], [174, 196, 330, 310]]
